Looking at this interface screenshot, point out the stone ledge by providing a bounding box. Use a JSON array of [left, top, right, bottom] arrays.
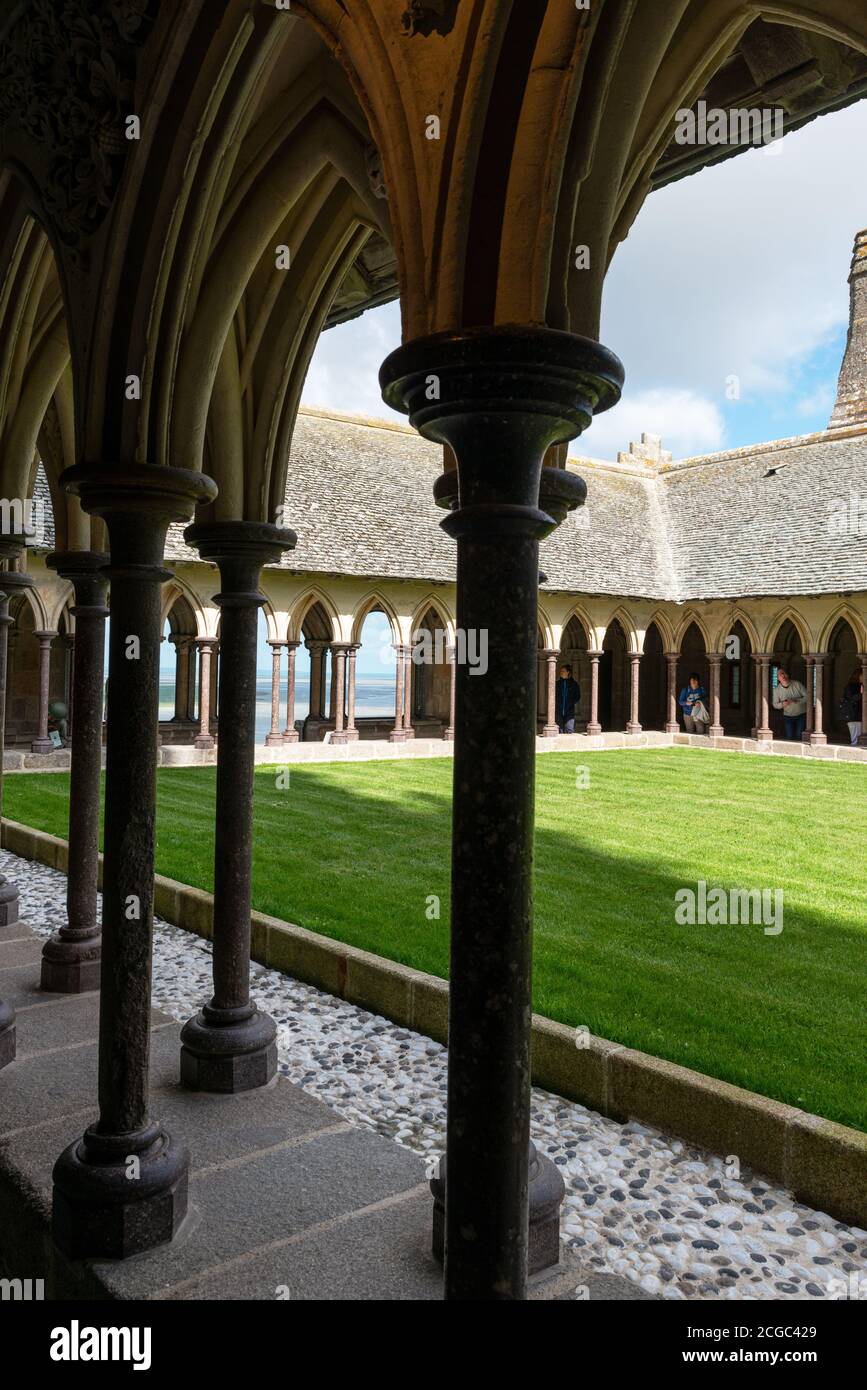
[[4, 816, 866, 1232]]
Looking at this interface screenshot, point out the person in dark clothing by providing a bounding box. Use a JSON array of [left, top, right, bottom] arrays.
[[841, 668, 864, 746], [555, 664, 580, 733]]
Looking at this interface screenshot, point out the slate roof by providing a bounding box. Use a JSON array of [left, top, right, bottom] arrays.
[[163, 406, 867, 601]]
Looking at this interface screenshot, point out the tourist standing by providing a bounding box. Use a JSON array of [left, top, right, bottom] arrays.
[[678, 672, 708, 734], [841, 668, 864, 746], [772, 667, 807, 740], [555, 664, 580, 733]]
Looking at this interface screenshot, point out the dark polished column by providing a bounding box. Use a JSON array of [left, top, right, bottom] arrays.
[[810, 654, 827, 746], [51, 464, 215, 1259], [30, 629, 57, 752], [194, 638, 217, 749], [626, 652, 642, 734], [707, 653, 724, 737], [330, 643, 350, 744], [664, 651, 679, 732], [389, 644, 405, 742], [282, 640, 300, 742], [381, 325, 622, 1301], [40, 553, 109, 993], [586, 649, 602, 735], [180, 521, 295, 1092], [344, 643, 360, 741], [0, 552, 33, 1070], [542, 649, 558, 736], [265, 640, 284, 747]]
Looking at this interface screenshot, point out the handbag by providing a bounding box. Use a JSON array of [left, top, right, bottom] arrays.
[[690, 699, 710, 725]]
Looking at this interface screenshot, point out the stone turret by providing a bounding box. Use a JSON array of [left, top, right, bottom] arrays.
[[829, 229, 867, 432]]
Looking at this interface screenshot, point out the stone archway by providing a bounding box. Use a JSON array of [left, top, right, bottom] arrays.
[[676, 622, 708, 732], [412, 605, 452, 737], [600, 618, 629, 732], [721, 619, 753, 737], [770, 618, 805, 740], [639, 621, 666, 732], [827, 617, 861, 746]]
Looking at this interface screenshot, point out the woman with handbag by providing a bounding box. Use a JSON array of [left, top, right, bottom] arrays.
[[678, 672, 709, 734]]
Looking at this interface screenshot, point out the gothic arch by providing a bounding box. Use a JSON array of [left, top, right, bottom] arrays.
[[765, 606, 812, 654], [643, 609, 675, 652], [350, 590, 401, 646], [673, 608, 712, 652], [713, 607, 761, 654], [602, 606, 640, 653], [409, 593, 455, 639], [289, 586, 340, 643], [560, 602, 594, 649], [817, 602, 867, 653]]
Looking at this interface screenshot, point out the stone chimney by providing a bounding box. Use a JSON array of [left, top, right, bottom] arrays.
[[617, 433, 672, 467], [829, 229, 867, 431]]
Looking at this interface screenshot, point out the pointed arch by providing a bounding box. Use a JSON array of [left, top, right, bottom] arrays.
[[289, 585, 340, 643], [714, 607, 761, 654], [643, 608, 675, 652], [765, 606, 812, 654], [560, 601, 594, 649], [673, 608, 712, 652], [817, 602, 867, 654], [409, 592, 455, 640], [350, 590, 401, 646], [160, 576, 209, 637], [603, 606, 640, 653]]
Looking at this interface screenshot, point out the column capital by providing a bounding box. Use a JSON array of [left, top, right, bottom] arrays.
[[807, 651, 828, 663], [542, 648, 560, 661], [61, 464, 217, 576], [588, 648, 603, 660], [194, 635, 219, 649], [706, 651, 723, 664], [184, 520, 296, 606], [33, 629, 58, 641], [305, 638, 329, 652]]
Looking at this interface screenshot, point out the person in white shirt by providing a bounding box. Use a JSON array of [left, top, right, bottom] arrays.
[[772, 667, 807, 741]]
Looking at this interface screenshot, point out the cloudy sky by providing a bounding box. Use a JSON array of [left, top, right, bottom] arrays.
[[302, 100, 867, 462]]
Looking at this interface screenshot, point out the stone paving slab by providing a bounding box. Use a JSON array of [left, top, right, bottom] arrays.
[[1, 930, 641, 1300]]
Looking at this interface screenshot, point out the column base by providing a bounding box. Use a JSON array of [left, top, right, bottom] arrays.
[[431, 1141, 566, 1277], [342, 728, 360, 742], [194, 734, 215, 750], [404, 727, 416, 740], [664, 722, 679, 734], [859, 733, 867, 748], [626, 722, 642, 735], [41, 930, 101, 994], [443, 728, 455, 742], [330, 731, 350, 745], [756, 730, 773, 743], [30, 737, 55, 754], [585, 722, 602, 736], [388, 730, 407, 743], [709, 725, 724, 738], [52, 1122, 189, 1260], [282, 730, 299, 744], [0, 879, 19, 928], [541, 725, 559, 738], [0, 999, 15, 1069], [179, 1004, 277, 1093], [809, 732, 827, 746], [264, 732, 284, 747]]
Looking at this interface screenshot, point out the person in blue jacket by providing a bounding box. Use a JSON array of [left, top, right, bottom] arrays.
[[555, 664, 580, 733], [678, 671, 708, 734]]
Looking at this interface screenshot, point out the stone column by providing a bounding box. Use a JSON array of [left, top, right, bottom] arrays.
[[51, 463, 215, 1260], [542, 649, 558, 737], [444, 642, 456, 741], [180, 522, 295, 1093], [664, 652, 679, 732], [389, 644, 405, 742], [403, 643, 416, 738], [0, 557, 33, 1071], [586, 650, 602, 735], [707, 653, 724, 737], [330, 644, 350, 744], [344, 643, 360, 741], [265, 640, 284, 747], [30, 629, 57, 752], [40, 553, 109, 993], [170, 635, 193, 721], [754, 653, 773, 741], [194, 638, 217, 749], [810, 654, 827, 746], [381, 325, 622, 1301], [626, 652, 642, 734], [327, 646, 337, 723], [860, 654, 867, 748], [306, 639, 326, 722], [804, 654, 815, 742], [282, 640, 300, 742]]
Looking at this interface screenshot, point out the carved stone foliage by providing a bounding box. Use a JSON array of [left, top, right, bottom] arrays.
[[0, 0, 157, 246], [400, 1, 459, 38]]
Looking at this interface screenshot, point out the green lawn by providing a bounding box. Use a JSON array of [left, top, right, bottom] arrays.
[[5, 749, 866, 1131]]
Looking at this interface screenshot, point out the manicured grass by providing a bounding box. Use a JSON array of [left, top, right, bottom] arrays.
[[5, 749, 866, 1131]]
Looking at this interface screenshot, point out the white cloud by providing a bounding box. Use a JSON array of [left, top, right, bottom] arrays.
[[578, 388, 725, 461]]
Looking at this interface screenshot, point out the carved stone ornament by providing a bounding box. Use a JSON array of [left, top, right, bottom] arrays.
[[364, 141, 387, 200], [400, 1, 460, 39], [0, 0, 156, 247]]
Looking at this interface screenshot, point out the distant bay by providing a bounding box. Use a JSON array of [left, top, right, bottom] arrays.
[[158, 674, 395, 741]]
